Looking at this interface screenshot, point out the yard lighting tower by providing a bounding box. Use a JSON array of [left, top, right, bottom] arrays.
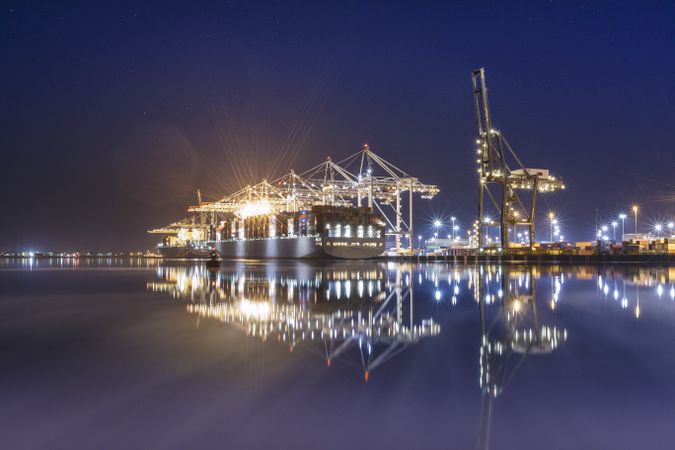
[[612, 221, 618, 241], [619, 213, 626, 241], [549, 213, 557, 243], [632, 205, 639, 234]]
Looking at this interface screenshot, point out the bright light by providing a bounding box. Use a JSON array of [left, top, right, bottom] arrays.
[[612, 221, 617, 227], [433, 219, 442, 228], [619, 213, 626, 220], [632, 205, 639, 213], [601, 225, 608, 232], [668, 222, 674, 229], [239, 299, 270, 319], [237, 200, 272, 218], [655, 224, 662, 232]]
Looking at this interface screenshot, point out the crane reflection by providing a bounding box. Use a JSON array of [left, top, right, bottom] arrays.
[[476, 265, 567, 450], [147, 262, 440, 380], [146, 261, 675, 448]]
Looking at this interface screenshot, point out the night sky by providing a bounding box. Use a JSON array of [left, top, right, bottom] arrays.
[[2, 1, 674, 251]]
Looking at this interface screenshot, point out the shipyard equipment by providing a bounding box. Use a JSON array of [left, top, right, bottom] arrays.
[[159, 145, 439, 258], [472, 68, 564, 249]]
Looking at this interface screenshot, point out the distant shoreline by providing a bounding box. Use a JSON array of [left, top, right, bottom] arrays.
[[4, 254, 674, 265]]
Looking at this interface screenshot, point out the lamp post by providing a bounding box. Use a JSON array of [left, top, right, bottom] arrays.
[[483, 217, 491, 247], [433, 220, 442, 244], [548, 213, 557, 242], [453, 225, 459, 240], [655, 224, 662, 238], [612, 221, 618, 241], [668, 222, 674, 237], [619, 213, 626, 241], [433, 219, 442, 236], [632, 205, 639, 234], [451, 217, 456, 239], [601, 225, 608, 241]]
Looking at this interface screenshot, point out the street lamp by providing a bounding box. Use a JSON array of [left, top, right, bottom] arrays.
[[483, 216, 491, 246], [548, 212, 556, 242], [433, 220, 442, 242], [611, 221, 618, 241], [669, 222, 674, 236], [619, 213, 626, 241], [655, 224, 662, 238], [451, 216, 456, 239], [632, 205, 639, 234], [418, 235, 422, 249]]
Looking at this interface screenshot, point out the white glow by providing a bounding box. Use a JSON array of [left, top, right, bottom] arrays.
[[237, 200, 272, 218], [238, 299, 270, 320]]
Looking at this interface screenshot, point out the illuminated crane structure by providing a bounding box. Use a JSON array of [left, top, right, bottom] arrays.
[[147, 191, 213, 241], [187, 145, 439, 254], [472, 68, 565, 250]]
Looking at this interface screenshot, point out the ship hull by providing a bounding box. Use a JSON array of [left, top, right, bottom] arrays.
[[215, 236, 384, 259], [158, 245, 212, 259]]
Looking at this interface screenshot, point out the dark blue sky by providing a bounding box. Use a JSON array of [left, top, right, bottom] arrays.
[[2, 1, 674, 250]]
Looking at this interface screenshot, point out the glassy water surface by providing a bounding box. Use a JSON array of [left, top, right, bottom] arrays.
[[2, 259, 675, 449]]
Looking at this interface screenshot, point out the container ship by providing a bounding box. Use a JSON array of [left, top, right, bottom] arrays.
[[214, 204, 385, 259], [152, 204, 385, 259], [149, 146, 439, 259]]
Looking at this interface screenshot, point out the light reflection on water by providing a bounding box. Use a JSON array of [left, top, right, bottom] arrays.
[[146, 261, 675, 449], [2, 260, 675, 449], [149, 262, 441, 381]]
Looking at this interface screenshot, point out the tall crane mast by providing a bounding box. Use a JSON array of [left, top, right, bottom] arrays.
[[471, 68, 565, 250]]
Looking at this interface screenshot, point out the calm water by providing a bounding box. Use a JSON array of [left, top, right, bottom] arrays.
[[2, 259, 675, 450]]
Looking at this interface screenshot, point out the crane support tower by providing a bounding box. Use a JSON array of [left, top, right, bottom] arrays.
[[471, 68, 565, 250]]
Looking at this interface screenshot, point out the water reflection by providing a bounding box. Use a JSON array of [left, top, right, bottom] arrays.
[[0, 257, 159, 270], [476, 266, 567, 450], [147, 262, 675, 449], [148, 262, 440, 380]]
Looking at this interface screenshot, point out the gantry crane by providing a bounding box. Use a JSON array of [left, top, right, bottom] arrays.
[[187, 145, 439, 254], [472, 68, 565, 249]]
